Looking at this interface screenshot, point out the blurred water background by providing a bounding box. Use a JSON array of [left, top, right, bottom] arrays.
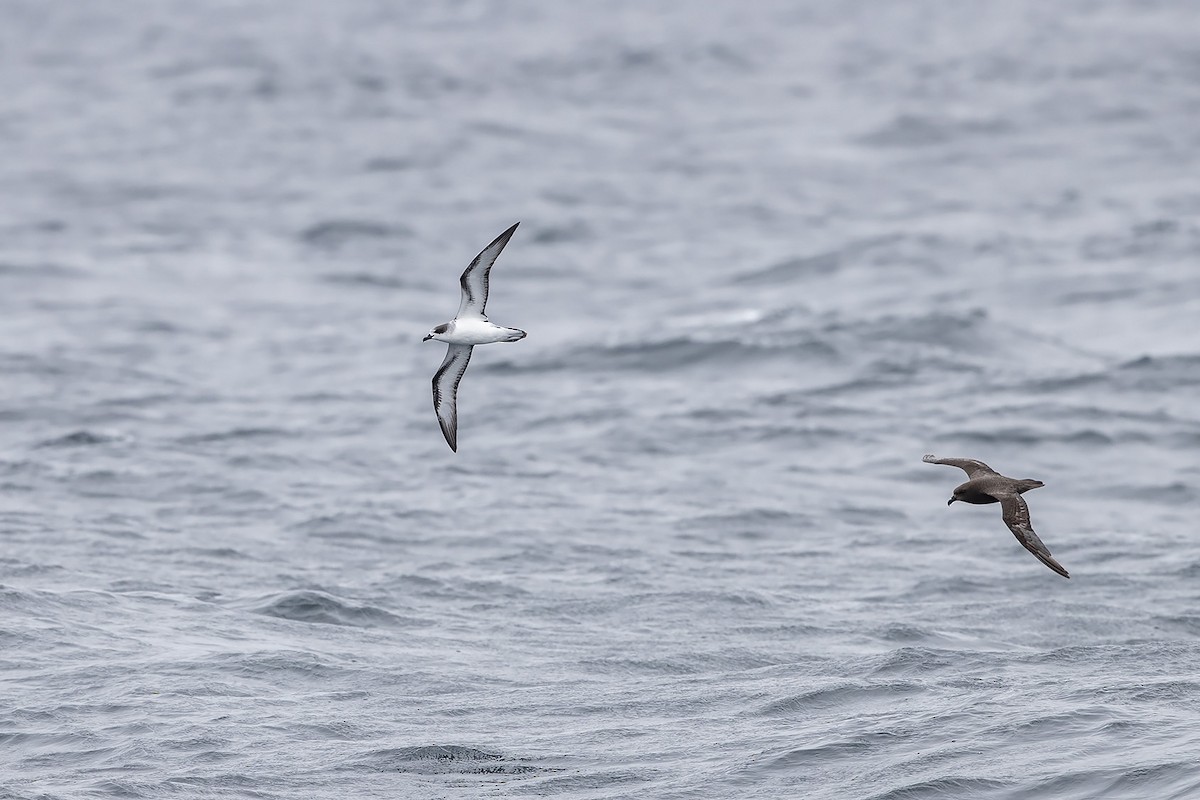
[[2, 1, 1199, 797]]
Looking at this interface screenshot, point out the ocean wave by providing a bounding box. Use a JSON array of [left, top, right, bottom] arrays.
[[732, 232, 971, 284], [1081, 218, 1200, 262], [1023, 354, 1200, 394], [362, 156, 414, 172], [733, 249, 843, 284], [1016, 761, 1200, 800], [1102, 482, 1197, 503], [949, 427, 1119, 446], [298, 219, 413, 250], [869, 777, 1012, 800], [857, 112, 1014, 148], [1110, 354, 1200, 390], [488, 308, 1089, 379], [35, 430, 121, 448], [679, 508, 812, 533], [0, 260, 86, 279], [247, 589, 426, 629], [527, 219, 593, 244], [176, 427, 293, 445], [317, 271, 414, 289], [0, 559, 64, 579], [759, 682, 921, 716], [514, 38, 753, 99], [287, 512, 434, 544], [353, 744, 553, 777], [487, 335, 838, 374]]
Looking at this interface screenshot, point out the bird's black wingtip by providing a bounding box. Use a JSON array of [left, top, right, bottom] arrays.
[[1043, 558, 1070, 579], [483, 222, 520, 252], [438, 421, 458, 453]]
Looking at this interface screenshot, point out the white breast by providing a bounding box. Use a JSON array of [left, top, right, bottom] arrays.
[[438, 318, 515, 345]]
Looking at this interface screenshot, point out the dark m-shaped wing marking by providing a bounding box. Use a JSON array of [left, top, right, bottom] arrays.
[[998, 493, 1070, 579], [457, 222, 519, 319], [923, 454, 999, 479], [432, 344, 473, 452]]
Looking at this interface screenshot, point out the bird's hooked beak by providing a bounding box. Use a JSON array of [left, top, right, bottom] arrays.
[[422, 333, 433, 342], [947, 496, 957, 506]]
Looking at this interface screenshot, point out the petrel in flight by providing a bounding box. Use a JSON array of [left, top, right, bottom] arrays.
[[923, 454, 1070, 578], [423, 223, 526, 452]]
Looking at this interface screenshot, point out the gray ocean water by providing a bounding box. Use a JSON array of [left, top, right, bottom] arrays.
[[3, 1, 1199, 798]]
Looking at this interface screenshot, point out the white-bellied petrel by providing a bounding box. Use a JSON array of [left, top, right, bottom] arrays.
[[923, 454, 1070, 578], [423, 223, 526, 452]]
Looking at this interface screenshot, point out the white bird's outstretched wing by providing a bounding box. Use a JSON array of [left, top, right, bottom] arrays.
[[457, 222, 519, 319], [922, 454, 999, 479], [998, 494, 1070, 579], [432, 344, 473, 452]]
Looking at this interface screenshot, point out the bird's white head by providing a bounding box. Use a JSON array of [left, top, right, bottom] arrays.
[[423, 322, 450, 342]]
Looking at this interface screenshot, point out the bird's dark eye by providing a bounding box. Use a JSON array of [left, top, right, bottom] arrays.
[[433, 324, 448, 334]]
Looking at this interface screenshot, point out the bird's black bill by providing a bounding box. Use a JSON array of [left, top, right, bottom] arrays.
[[947, 497, 956, 506]]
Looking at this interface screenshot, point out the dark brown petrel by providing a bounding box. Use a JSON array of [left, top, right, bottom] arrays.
[[922, 454, 1070, 579]]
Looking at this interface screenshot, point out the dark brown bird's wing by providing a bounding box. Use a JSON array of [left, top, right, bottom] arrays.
[[457, 222, 519, 320], [998, 493, 1070, 578], [432, 344, 473, 452], [922, 454, 999, 479]]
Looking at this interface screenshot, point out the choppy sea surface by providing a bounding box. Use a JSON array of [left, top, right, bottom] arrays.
[[3, 1, 1199, 797]]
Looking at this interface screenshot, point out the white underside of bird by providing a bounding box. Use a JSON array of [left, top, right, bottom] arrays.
[[427, 317, 525, 346]]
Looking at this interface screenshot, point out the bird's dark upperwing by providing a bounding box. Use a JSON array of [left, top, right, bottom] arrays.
[[432, 344, 473, 452], [922, 454, 999, 479], [457, 222, 519, 320], [998, 493, 1070, 579]]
